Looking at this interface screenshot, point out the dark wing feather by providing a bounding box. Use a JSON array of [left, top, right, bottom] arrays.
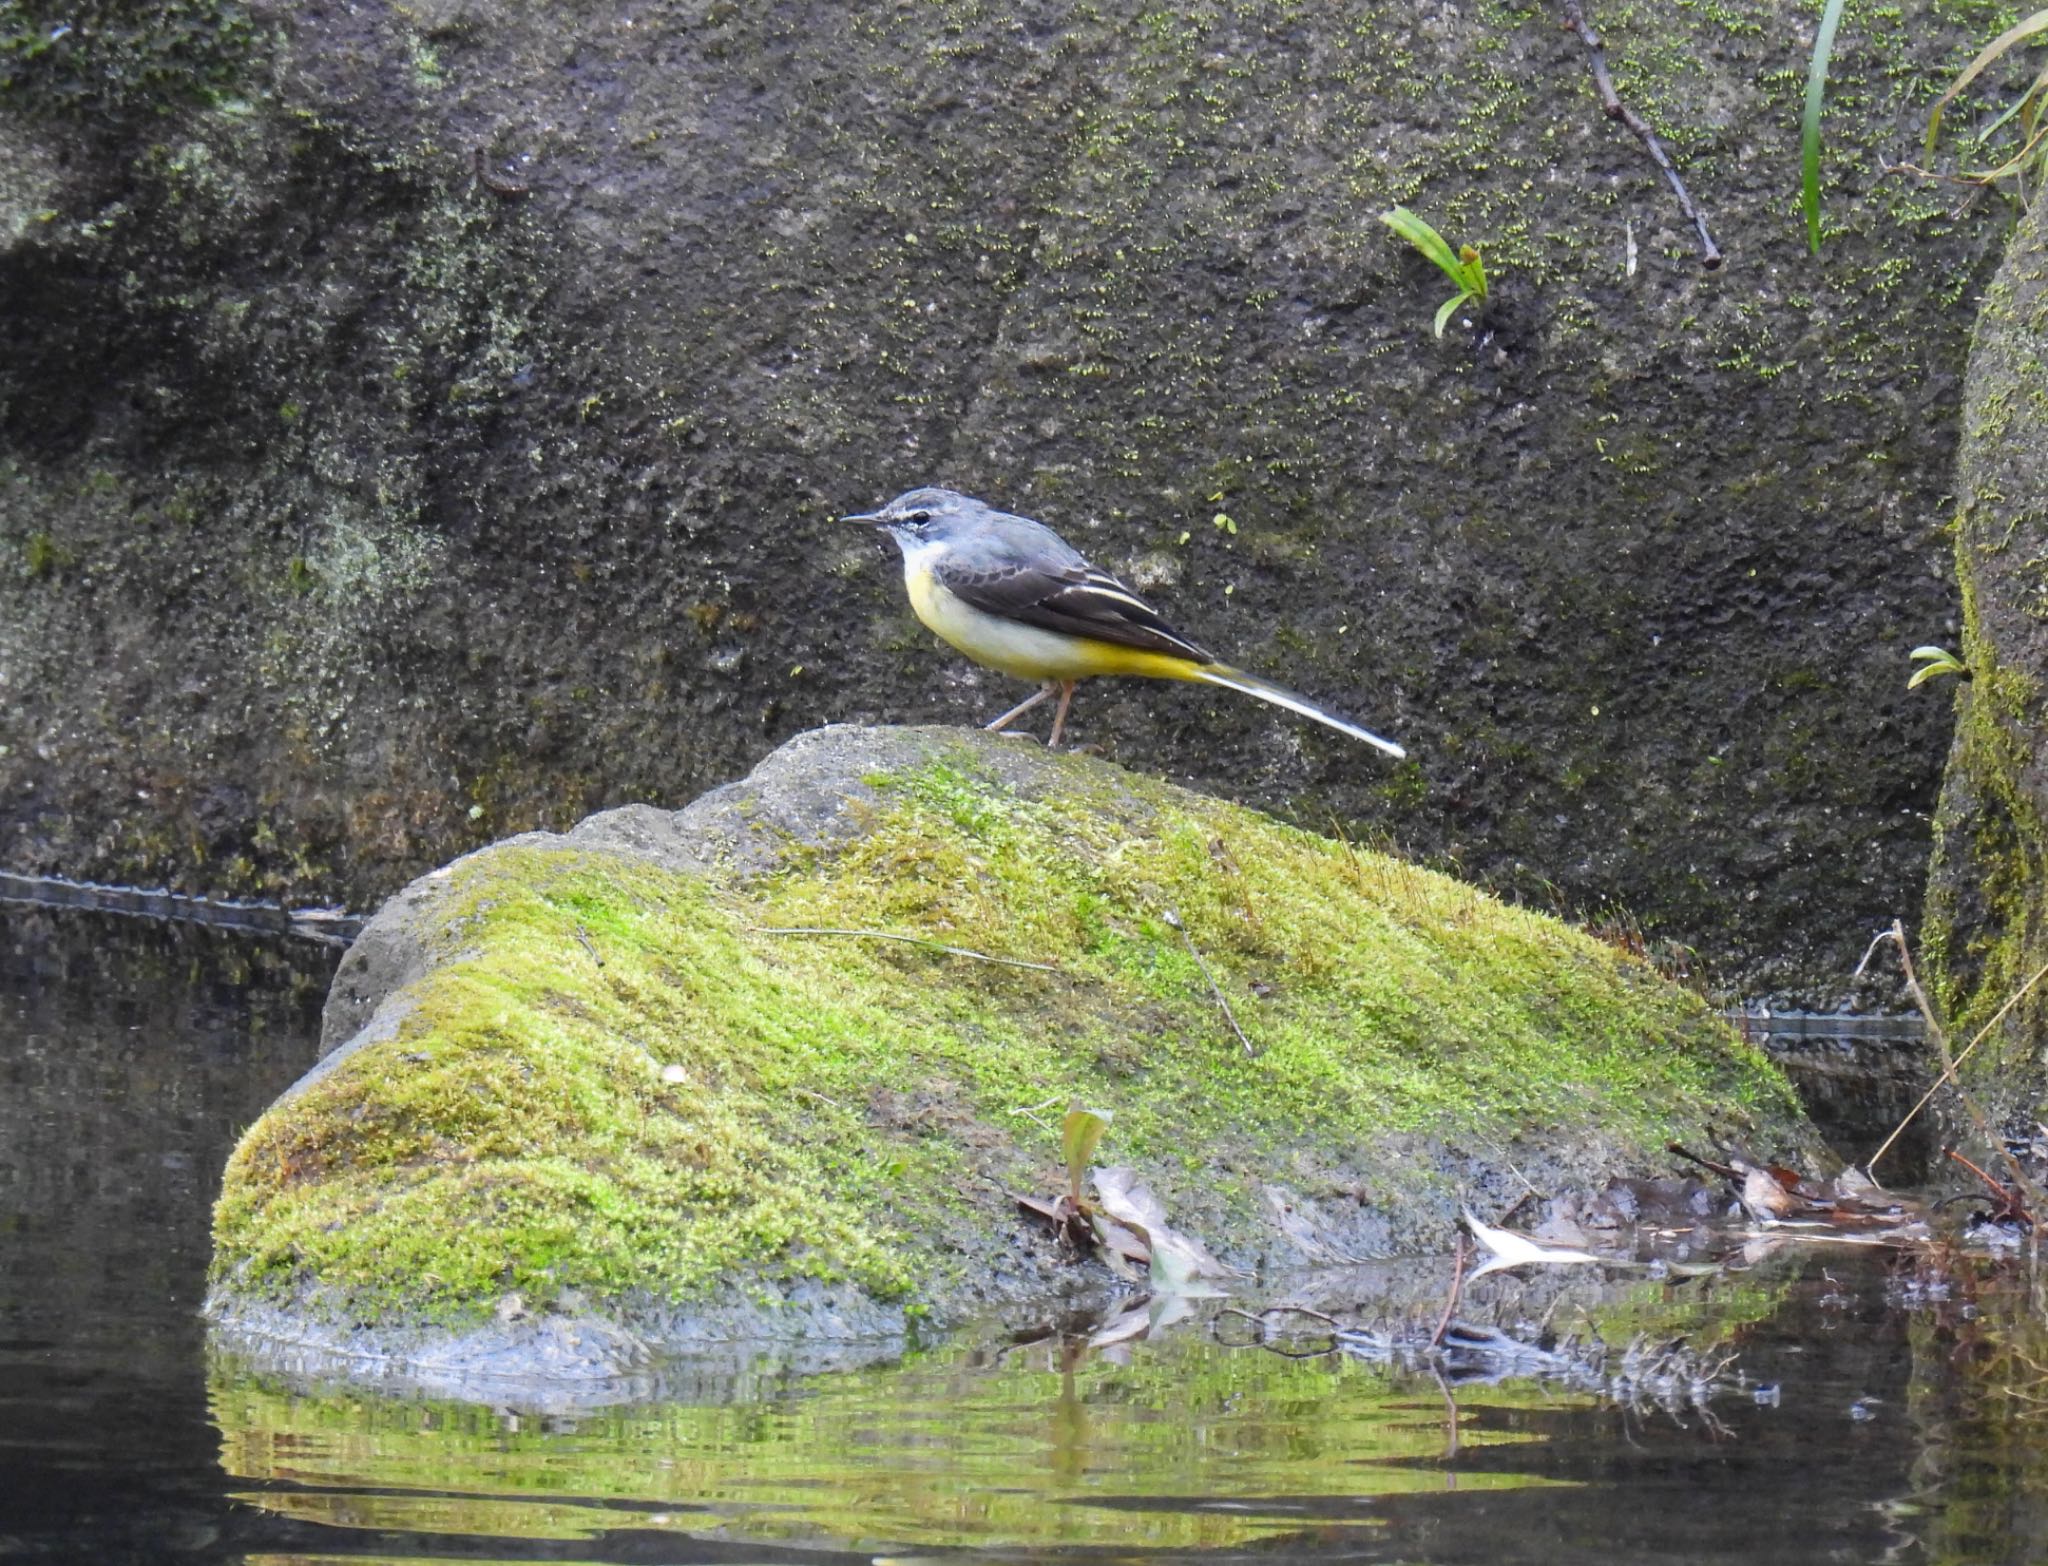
[[935, 556, 1215, 663]]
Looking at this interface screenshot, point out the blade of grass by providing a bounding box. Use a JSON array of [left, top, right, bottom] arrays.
[[1803, 0, 1851, 254], [1929, 8, 2048, 154], [1952, 120, 2048, 182], [2021, 61, 2048, 142], [1971, 57, 2048, 144]]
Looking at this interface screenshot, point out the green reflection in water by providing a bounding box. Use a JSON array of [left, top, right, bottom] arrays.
[[212, 1270, 1787, 1556], [216, 1331, 1557, 1550], [1905, 1257, 2048, 1566]]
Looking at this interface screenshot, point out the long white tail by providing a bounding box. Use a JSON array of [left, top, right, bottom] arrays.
[[1191, 663, 1406, 759]]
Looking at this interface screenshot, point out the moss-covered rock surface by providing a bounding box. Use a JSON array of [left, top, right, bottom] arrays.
[[208, 725, 1813, 1379], [0, 0, 2014, 1001], [1924, 186, 2048, 1122]]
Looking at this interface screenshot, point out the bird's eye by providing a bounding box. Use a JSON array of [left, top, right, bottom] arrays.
[[904, 510, 932, 527]]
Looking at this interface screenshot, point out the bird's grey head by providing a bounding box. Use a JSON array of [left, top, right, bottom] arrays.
[[841, 487, 989, 551]]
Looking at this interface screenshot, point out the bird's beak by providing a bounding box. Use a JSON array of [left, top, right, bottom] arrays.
[[840, 509, 887, 525]]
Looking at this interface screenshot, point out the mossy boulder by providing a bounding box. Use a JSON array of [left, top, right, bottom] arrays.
[[207, 724, 1813, 1379], [0, 0, 2014, 1001], [1923, 187, 2048, 1122]]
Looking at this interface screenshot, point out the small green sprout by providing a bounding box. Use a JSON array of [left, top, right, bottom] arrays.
[[1061, 1102, 1112, 1203], [1380, 206, 1489, 337], [1907, 645, 1971, 689]]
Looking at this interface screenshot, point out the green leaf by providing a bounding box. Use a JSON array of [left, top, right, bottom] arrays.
[[1382, 206, 1466, 286], [1433, 290, 1473, 338], [1802, 0, 1850, 254], [1060, 1102, 1112, 1202], [1906, 645, 1968, 688], [1929, 8, 2048, 155]]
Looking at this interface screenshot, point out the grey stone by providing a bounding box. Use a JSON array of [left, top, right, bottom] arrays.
[[0, 1, 2000, 1001]]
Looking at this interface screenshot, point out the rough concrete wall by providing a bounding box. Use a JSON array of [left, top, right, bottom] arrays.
[[1925, 184, 2048, 1111], [0, 0, 2012, 998]]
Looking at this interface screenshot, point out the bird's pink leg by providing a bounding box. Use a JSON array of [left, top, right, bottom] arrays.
[[985, 682, 1056, 734], [1046, 681, 1077, 749]]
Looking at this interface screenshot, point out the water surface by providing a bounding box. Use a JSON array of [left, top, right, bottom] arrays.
[[2, 904, 2042, 1565]]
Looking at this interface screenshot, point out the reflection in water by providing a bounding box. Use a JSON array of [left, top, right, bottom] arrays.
[[0, 904, 335, 1562], [1749, 1011, 1934, 1182], [3, 902, 2046, 1565], [1904, 1259, 2048, 1564], [215, 1321, 1565, 1554], [204, 1247, 1940, 1563]]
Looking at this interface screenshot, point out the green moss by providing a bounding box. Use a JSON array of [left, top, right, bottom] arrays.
[[1926, 606, 2048, 1047], [21, 529, 59, 578], [1, 0, 261, 120], [1923, 185, 2048, 1087], [212, 739, 1803, 1328]]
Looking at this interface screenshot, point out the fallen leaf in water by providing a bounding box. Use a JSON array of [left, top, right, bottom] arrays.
[[1735, 1161, 1806, 1222], [1094, 1166, 1240, 1286]]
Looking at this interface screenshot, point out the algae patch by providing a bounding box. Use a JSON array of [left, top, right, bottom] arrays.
[[210, 727, 1808, 1338]]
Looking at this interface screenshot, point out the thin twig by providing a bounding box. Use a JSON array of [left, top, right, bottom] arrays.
[[1881, 918, 1942, 1036], [1497, 1188, 1540, 1226], [752, 925, 1060, 972], [1432, 1231, 1470, 1348], [1008, 1092, 1064, 1134], [1867, 916, 2023, 1186], [1433, 1364, 1463, 1460], [1881, 160, 1995, 190], [1161, 909, 1256, 1056], [1852, 927, 1892, 980], [1560, 1, 1723, 268], [1215, 1305, 1342, 1357], [1479, 1137, 1544, 1204], [1222, 1304, 1344, 1331], [1866, 945, 2048, 1174], [1667, 1141, 1740, 1180], [1947, 1147, 2029, 1224]]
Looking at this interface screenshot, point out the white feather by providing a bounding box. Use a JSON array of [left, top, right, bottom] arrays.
[[1192, 666, 1406, 758]]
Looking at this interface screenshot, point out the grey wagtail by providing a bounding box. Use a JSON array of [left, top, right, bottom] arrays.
[[843, 487, 1405, 757]]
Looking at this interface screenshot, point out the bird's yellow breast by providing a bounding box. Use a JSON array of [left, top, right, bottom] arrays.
[[904, 563, 1197, 684]]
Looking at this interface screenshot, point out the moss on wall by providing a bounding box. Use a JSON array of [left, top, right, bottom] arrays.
[[0, 0, 263, 121], [1924, 187, 2048, 1117]]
